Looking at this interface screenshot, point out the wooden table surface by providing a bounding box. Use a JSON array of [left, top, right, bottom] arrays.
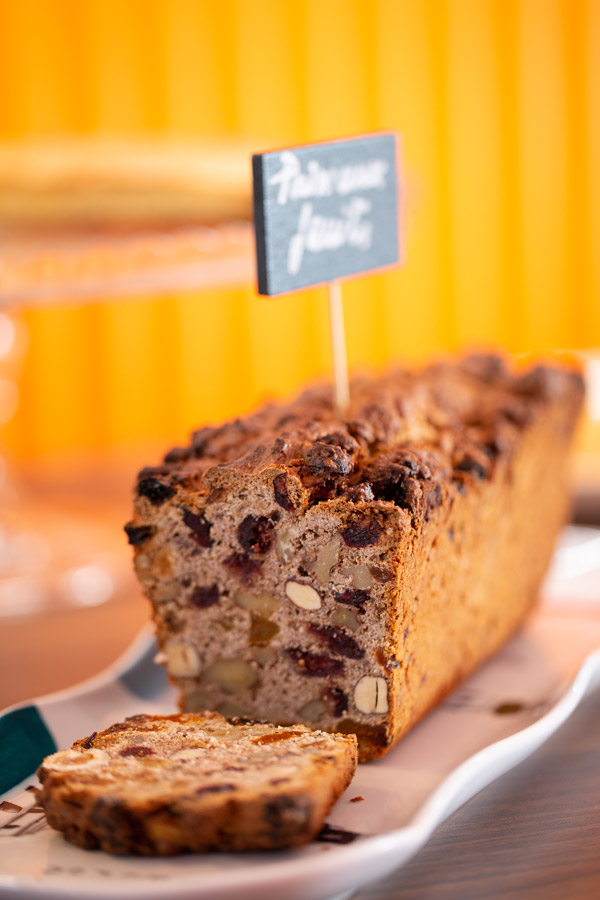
[[355, 688, 600, 900], [2, 464, 600, 899]]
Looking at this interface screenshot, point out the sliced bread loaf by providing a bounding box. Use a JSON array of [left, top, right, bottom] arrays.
[[37, 711, 358, 855]]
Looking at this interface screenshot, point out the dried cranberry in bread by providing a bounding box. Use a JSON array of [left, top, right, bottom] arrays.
[[37, 712, 357, 855], [126, 354, 584, 761]]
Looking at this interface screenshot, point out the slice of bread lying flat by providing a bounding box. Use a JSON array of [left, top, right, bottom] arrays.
[[36, 712, 358, 855]]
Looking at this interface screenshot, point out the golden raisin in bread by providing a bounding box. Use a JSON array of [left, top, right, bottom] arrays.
[[36, 712, 357, 855], [126, 354, 584, 761]]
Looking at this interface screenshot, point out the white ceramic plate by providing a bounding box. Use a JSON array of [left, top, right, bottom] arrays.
[[1, 527, 600, 900]]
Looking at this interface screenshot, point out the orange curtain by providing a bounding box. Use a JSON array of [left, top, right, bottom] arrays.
[[1, 0, 598, 458]]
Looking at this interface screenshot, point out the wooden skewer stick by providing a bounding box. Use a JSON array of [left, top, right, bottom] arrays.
[[328, 280, 350, 417]]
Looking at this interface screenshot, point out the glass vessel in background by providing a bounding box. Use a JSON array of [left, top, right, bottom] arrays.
[[0, 309, 133, 618], [0, 137, 255, 620], [0, 221, 254, 619]]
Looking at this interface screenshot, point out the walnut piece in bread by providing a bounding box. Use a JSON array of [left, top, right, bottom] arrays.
[[37, 712, 358, 855], [126, 354, 584, 761]]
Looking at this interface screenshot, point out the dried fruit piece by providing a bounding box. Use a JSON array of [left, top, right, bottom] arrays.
[[275, 524, 295, 564], [365, 450, 445, 520], [124, 522, 155, 546], [165, 643, 201, 677], [331, 606, 360, 632], [81, 732, 97, 750], [324, 687, 349, 717], [305, 442, 354, 475], [181, 508, 213, 548], [354, 675, 389, 714], [153, 550, 173, 576], [249, 614, 280, 646], [285, 580, 322, 611], [307, 624, 364, 659], [137, 477, 175, 506], [119, 746, 155, 758], [235, 590, 280, 616], [319, 430, 359, 454], [341, 516, 384, 547], [225, 552, 262, 582], [286, 648, 344, 676], [203, 658, 258, 693], [335, 588, 370, 610], [273, 473, 295, 512], [388, 477, 422, 512], [252, 730, 304, 745], [237, 515, 276, 554], [369, 566, 393, 583], [340, 564, 375, 590], [312, 539, 340, 585], [304, 476, 340, 503], [190, 584, 219, 609]]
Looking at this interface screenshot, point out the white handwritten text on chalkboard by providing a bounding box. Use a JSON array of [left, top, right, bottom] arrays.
[[268, 151, 389, 203], [253, 134, 400, 295]]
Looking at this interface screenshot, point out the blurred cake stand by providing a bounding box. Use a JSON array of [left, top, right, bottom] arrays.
[[0, 221, 254, 620]]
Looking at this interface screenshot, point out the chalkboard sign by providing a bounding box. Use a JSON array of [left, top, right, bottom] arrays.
[[253, 133, 400, 296]]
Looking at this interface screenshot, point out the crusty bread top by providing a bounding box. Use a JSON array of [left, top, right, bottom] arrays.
[[37, 712, 357, 802], [128, 354, 584, 528]]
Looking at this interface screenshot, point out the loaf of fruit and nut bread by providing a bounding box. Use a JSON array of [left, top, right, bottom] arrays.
[[126, 354, 584, 761]]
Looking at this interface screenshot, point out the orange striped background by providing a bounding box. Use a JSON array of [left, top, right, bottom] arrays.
[[1, 0, 598, 459]]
